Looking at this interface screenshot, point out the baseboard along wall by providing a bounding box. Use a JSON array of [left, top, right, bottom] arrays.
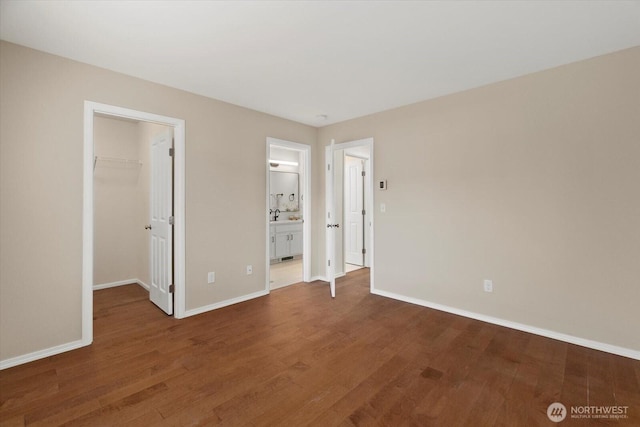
[[371, 288, 640, 361], [93, 279, 149, 291]]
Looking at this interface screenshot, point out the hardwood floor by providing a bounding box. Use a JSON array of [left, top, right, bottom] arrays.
[[1, 269, 639, 426]]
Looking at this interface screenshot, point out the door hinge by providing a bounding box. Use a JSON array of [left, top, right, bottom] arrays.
[[169, 216, 175, 225], [362, 248, 366, 255], [362, 209, 366, 215], [327, 164, 331, 171], [169, 148, 174, 157], [362, 170, 366, 177], [328, 260, 331, 267], [169, 284, 175, 293]]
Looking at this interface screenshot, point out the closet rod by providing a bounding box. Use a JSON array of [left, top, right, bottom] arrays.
[[94, 156, 143, 170]]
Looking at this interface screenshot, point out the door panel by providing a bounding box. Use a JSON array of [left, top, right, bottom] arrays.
[[290, 231, 303, 255], [149, 130, 173, 315], [345, 156, 364, 266], [275, 233, 289, 258], [325, 140, 336, 298]]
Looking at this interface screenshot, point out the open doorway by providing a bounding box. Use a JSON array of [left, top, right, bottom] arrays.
[[343, 146, 372, 274], [325, 138, 374, 297], [266, 138, 311, 290], [92, 116, 173, 309], [82, 102, 186, 347]]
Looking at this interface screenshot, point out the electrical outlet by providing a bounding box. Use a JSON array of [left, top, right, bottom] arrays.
[[208, 272, 215, 284], [483, 279, 493, 293], [246, 265, 253, 275]]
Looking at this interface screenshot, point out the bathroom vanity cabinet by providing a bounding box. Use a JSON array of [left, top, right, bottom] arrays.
[[270, 221, 303, 260]]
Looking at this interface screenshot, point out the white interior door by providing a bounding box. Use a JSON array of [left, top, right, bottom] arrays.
[[325, 140, 337, 298], [345, 156, 364, 266], [149, 130, 173, 314]]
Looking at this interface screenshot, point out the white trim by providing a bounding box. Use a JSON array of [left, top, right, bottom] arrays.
[[92, 279, 149, 291], [269, 282, 297, 291], [93, 278, 138, 290], [266, 138, 312, 292], [82, 104, 94, 347], [0, 340, 85, 370], [83, 101, 187, 355], [372, 289, 640, 361], [183, 290, 269, 318]]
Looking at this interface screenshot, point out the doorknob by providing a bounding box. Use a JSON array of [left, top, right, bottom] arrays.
[[145, 225, 152, 230], [326, 224, 340, 228]]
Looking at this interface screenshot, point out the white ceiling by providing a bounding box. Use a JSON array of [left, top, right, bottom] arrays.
[[1, 1, 639, 127]]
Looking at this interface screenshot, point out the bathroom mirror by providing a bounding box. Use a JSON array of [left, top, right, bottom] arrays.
[[270, 171, 299, 211]]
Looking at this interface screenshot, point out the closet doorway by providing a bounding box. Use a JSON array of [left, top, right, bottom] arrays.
[[82, 102, 186, 347], [266, 138, 311, 291], [93, 116, 173, 311]]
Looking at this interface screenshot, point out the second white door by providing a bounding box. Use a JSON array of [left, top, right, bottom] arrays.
[[345, 156, 364, 266], [149, 129, 173, 315]]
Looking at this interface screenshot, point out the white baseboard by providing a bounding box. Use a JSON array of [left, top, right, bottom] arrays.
[[183, 289, 269, 318], [0, 339, 86, 370], [371, 289, 640, 361], [93, 278, 149, 291], [269, 282, 297, 291]]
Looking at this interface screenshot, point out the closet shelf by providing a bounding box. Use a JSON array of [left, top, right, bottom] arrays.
[[94, 156, 143, 170]]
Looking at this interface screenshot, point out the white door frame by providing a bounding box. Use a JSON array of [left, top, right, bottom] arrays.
[[265, 137, 311, 290], [325, 137, 375, 293], [82, 101, 186, 347]]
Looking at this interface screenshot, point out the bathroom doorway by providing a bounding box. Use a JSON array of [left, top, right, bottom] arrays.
[[266, 138, 311, 290]]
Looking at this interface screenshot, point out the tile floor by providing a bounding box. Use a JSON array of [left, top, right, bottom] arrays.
[[269, 259, 364, 289], [269, 258, 303, 289]]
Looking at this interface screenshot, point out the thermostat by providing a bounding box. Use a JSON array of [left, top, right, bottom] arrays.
[[379, 180, 387, 190]]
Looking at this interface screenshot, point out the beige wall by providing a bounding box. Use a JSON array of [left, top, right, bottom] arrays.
[[318, 47, 640, 352], [0, 41, 317, 361], [1, 39, 638, 364]]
